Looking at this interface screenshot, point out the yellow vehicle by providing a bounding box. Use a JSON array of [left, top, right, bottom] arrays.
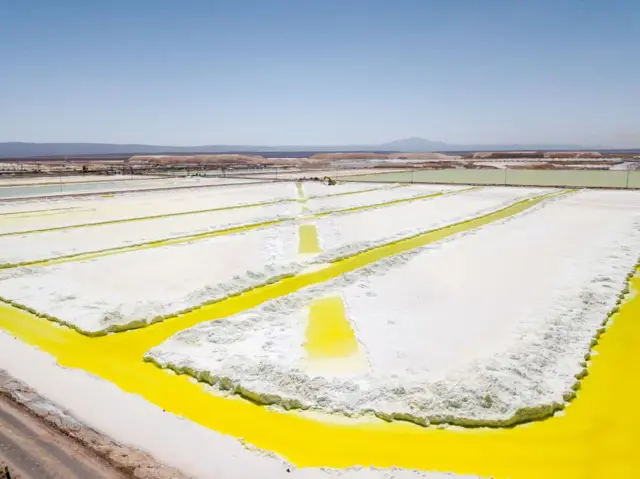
[[323, 176, 336, 185]]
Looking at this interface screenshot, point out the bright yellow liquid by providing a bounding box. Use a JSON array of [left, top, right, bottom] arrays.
[[298, 224, 322, 254], [304, 296, 358, 358]]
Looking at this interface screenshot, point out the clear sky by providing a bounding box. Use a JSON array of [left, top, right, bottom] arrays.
[[1, 0, 639, 147]]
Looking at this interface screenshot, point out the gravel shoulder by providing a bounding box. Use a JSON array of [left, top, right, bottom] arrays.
[[0, 393, 124, 478], [0, 370, 185, 479]]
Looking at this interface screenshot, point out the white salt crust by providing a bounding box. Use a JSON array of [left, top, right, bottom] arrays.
[[147, 190, 640, 425]]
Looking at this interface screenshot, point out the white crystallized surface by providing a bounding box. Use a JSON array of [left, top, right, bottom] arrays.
[[0, 174, 166, 185], [300, 182, 381, 197], [0, 182, 297, 234], [0, 176, 264, 199], [0, 201, 299, 265], [305, 184, 464, 213], [313, 187, 553, 262], [0, 224, 300, 334], [146, 190, 640, 424], [2, 184, 460, 265], [0, 187, 554, 333]]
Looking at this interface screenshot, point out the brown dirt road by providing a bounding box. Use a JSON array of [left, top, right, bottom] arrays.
[[0, 369, 184, 479], [0, 393, 125, 478]]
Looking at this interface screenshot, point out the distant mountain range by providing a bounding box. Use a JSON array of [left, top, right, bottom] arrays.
[[0, 137, 608, 158]]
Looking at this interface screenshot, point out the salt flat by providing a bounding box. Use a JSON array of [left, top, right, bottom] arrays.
[[0, 224, 300, 334], [0, 176, 264, 200], [0, 175, 163, 186], [313, 187, 552, 261], [0, 201, 299, 266], [0, 183, 457, 265], [300, 182, 381, 197], [0, 186, 554, 333], [305, 184, 464, 213], [146, 190, 640, 425], [0, 182, 297, 234]]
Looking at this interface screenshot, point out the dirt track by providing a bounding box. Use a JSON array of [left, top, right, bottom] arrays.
[[0, 394, 124, 478], [0, 368, 184, 479]]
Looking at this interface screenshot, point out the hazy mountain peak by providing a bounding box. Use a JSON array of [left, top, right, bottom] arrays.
[[379, 137, 448, 151]]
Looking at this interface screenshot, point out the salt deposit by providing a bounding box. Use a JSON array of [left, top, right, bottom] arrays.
[[0, 182, 297, 234], [146, 190, 640, 425], [313, 187, 553, 262], [611, 162, 640, 171], [306, 184, 465, 213], [1, 184, 466, 265], [300, 182, 381, 197], [0, 176, 263, 200], [0, 175, 162, 185], [0, 224, 300, 334], [0, 201, 299, 266], [0, 187, 555, 334]]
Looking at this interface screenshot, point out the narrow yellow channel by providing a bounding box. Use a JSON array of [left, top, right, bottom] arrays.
[[7, 208, 96, 219], [298, 224, 322, 254], [0, 207, 81, 217], [4, 190, 638, 478], [297, 182, 362, 367], [304, 296, 358, 358], [296, 183, 311, 212], [296, 183, 322, 255], [296, 182, 306, 199]]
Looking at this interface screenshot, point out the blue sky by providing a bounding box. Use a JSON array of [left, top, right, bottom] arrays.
[[1, 0, 639, 147]]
